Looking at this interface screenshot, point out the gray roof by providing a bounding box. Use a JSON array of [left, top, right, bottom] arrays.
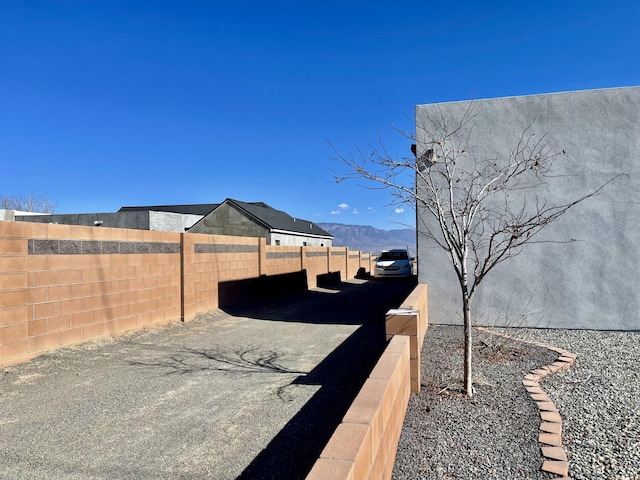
[[220, 199, 333, 238], [118, 200, 332, 238], [118, 204, 219, 216]]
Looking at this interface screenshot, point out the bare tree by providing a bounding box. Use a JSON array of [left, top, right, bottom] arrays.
[[333, 105, 618, 397], [0, 193, 56, 213]]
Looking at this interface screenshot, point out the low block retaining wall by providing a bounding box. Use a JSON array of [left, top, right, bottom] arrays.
[[385, 284, 429, 393], [307, 283, 429, 480], [0, 221, 374, 367], [306, 335, 411, 480]]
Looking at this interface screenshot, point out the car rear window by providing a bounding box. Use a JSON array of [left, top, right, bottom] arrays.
[[379, 251, 408, 261]]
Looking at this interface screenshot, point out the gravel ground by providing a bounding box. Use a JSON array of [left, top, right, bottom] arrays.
[[531, 329, 640, 480], [392, 325, 640, 480]]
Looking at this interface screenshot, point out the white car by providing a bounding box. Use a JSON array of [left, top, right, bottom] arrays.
[[374, 249, 413, 277]]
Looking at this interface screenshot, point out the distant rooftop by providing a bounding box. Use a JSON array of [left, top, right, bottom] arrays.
[[118, 204, 219, 216]]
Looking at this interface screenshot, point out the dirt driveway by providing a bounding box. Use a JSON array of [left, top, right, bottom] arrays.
[[0, 277, 416, 480]]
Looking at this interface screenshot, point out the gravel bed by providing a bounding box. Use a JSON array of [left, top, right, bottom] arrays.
[[392, 325, 640, 480], [528, 329, 640, 480], [393, 325, 558, 479]]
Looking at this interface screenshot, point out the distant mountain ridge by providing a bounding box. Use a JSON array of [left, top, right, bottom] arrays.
[[317, 222, 416, 255]]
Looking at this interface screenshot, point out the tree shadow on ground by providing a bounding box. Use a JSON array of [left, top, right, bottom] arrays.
[[127, 346, 309, 377]]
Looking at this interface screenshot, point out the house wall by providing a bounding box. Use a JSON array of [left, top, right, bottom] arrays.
[[149, 211, 203, 232], [14, 211, 203, 232], [16, 212, 152, 230], [0, 221, 371, 367], [269, 231, 332, 247], [415, 86, 640, 330], [0, 210, 16, 221], [189, 203, 333, 247], [189, 202, 268, 238]]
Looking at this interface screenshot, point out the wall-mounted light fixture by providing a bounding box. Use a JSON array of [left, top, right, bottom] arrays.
[[412, 144, 437, 172]]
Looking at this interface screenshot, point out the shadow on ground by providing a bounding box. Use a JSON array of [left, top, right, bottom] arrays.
[[220, 276, 417, 480]]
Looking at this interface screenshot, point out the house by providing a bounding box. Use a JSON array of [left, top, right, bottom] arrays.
[[117, 203, 218, 231], [13, 207, 203, 232], [415, 86, 640, 331], [13, 199, 333, 247], [189, 199, 333, 247]]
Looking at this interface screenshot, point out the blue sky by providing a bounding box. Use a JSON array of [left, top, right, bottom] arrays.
[[1, 1, 638, 230]]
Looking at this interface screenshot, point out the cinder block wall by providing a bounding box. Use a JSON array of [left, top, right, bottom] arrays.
[[181, 233, 261, 322], [329, 247, 348, 279], [347, 252, 361, 279], [361, 254, 373, 277], [306, 335, 411, 480], [302, 248, 331, 289], [0, 221, 182, 367], [1, 222, 373, 367], [385, 284, 429, 393], [307, 284, 428, 480], [263, 245, 303, 277]]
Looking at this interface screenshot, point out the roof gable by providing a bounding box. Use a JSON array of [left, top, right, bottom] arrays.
[[224, 199, 332, 237]]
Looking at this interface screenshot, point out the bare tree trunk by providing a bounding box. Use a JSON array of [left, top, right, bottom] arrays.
[[463, 294, 473, 397]]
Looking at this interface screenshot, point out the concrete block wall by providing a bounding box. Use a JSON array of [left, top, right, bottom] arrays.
[[306, 335, 411, 480], [329, 247, 348, 280], [360, 254, 373, 277], [263, 245, 303, 277], [0, 221, 181, 367], [302, 247, 331, 289], [181, 233, 261, 322], [347, 252, 361, 279], [1, 222, 374, 367], [385, 284, 429, 393]]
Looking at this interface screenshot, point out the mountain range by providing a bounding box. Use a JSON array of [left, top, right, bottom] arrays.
[[317, 222, 416, 256]]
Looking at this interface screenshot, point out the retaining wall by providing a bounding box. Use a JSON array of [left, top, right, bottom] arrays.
[[306, 335, 411, 480], [0, 221, 373, 367], [307, 283, 429, 480], [385, 283, 429, 393]]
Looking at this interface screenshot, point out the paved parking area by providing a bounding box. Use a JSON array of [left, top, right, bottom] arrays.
[[0, 277, 416, 479]]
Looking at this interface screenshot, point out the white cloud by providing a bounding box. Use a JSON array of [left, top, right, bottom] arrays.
[[352, 208, 359, 215], [331, 210, 341, 215], [367, 207, 375, 214], [338, 203, 349, 210], [394, 208, 405, 214]]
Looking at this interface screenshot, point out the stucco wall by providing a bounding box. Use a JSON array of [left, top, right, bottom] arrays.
[[416, 86, 640, 330], [269, 231, 332, 247]]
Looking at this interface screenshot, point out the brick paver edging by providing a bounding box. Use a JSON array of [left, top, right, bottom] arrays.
[[476, 327, 576, 480]]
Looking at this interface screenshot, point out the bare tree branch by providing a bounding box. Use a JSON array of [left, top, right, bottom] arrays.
[[0, 193, 57, 213], [332, 105, 622, 397]]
